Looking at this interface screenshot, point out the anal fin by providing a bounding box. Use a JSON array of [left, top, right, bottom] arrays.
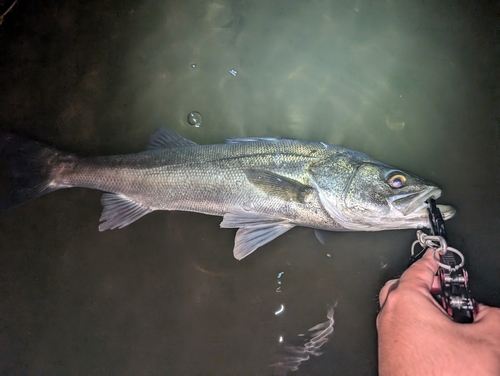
[[99, 193, 152, 231]]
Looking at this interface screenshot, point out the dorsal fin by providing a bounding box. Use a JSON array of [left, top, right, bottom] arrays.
[[225, 137, 280, 144], [147, 128, 197, 150]]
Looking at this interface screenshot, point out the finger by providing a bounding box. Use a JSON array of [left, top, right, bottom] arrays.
[[473, 303, 500, 322], [379, 279, 399, 308], [430, 275, 441, 291], [474, 303, 488, 320], [398, 249, 439, 291]]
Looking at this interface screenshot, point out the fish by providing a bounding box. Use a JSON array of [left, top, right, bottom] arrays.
[[0, 127, 455, 260]]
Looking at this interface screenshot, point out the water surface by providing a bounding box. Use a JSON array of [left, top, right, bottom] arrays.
[[0, 0, 498, 374]]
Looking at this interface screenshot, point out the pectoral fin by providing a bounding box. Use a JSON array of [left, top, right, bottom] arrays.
[[244, 169, 312, 203], [220, 208, 295, 260], [314, 229, 328, 245]]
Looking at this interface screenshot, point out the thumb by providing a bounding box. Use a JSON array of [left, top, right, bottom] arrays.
[[379, 279, 399, 308], [398, 249, 439, 291]]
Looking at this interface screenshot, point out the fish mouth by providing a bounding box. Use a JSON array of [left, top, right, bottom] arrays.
[[435, 204, 456, 220], [386, 186, 456, 227], [389, 187, 443, 216]]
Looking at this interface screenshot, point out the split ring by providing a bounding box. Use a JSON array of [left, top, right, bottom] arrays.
[[433, 247, 465, 270]]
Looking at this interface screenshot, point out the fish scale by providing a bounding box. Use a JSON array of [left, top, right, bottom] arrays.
[[0, 127, 455, 260]]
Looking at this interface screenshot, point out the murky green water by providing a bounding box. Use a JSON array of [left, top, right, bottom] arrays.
[[0, 0, 498, 374]]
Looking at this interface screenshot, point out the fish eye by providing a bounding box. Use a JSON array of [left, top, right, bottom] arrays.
[[387, 173, 406, 188]]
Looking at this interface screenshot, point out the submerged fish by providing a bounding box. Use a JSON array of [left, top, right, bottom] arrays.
[[0, 128, 455, 259]]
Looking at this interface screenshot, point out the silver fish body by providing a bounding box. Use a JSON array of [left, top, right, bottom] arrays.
[[0, 128, 455, 259]]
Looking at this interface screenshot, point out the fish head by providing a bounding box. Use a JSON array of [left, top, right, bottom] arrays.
[[313, 158, 456, 231]]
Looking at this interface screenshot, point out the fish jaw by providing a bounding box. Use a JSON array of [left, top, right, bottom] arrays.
[[388, 186, 456, 220], [387, 186, 441, 216], [348, 199, 456, 231], [403, 204, 456, 230], [369, 187, 456, 230], [379, 186, 455, 229], [388, 202, 456, 230], [436, 204, 456, 220]]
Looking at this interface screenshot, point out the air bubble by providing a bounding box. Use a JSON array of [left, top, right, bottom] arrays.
[[187, 111, 202, 127]]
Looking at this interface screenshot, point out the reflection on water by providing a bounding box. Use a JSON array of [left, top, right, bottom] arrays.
[[271, 305, 337, 375]]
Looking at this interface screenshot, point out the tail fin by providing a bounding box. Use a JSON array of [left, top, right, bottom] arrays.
[[0, 132, 61, 210]]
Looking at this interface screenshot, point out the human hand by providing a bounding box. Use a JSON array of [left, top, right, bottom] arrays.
[[377, 249, 500, 376]]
